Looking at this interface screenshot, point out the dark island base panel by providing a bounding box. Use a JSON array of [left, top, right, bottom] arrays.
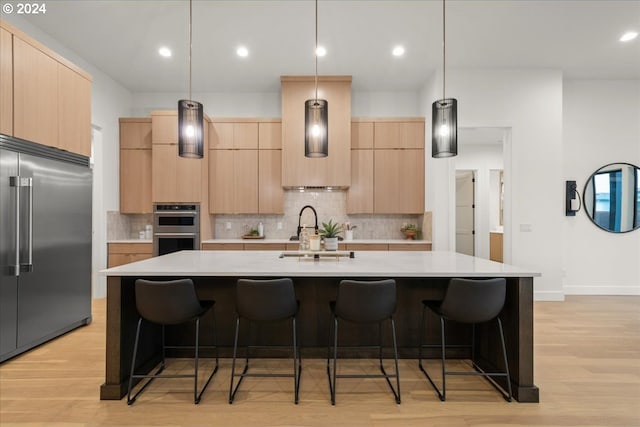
[[100, 276, 538, 402]]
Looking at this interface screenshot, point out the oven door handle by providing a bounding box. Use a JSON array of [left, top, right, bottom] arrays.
[[154, 212, 197, 216], [154, 232, 198, 237]]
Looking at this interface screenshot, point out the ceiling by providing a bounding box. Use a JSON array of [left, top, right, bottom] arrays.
[[18, 0, 640, 93]]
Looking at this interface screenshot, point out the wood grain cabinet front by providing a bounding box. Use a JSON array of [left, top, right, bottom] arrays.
[[119, 119, 152, 213], [0, 27, 13, 136], [107, 243, 153, 268]]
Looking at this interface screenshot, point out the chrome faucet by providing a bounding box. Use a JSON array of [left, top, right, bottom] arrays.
[[296, 205, 318, 240]]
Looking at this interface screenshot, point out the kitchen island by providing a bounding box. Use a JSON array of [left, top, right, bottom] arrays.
[[100, 250, 540, 402]]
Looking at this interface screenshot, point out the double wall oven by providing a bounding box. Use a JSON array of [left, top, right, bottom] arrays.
[[152, 203, 200, 256]]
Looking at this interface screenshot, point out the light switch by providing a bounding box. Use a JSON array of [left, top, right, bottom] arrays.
[[225, 222, 232, 230], [277, 222, 283, 230]]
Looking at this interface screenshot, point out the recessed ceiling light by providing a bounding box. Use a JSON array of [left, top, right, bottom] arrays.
[[392, 45, 405, 57], [315, 46, 326, 57], [158, 47, 172, 57], [619, 31, 638, 42], [236, 46, 249, 57]]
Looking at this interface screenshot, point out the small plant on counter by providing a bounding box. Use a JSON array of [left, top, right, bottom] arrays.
[[401, 223, 419, 240], [401, 223, 418, 232], [343, 222, 357, 231], [320, 219, 343, 238]]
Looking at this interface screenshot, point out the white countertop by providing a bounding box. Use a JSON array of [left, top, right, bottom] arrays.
[[101, 250, 540, 278], [201, 238, 431, 244]]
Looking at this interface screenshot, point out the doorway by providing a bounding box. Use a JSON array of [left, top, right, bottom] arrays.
[[455, 171, 475, 256]]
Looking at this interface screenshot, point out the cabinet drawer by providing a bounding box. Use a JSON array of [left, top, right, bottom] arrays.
[[108, 253, 152, 268], [345, 243, 388, 251], [244, 243, 286, 250], [201, 243, 244, 250], [108, 243, 152, 254], [388, 243, 431, 251]]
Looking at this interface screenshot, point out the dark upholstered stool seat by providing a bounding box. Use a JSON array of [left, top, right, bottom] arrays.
[[229, 278, 301, 404], [418, 278, 512, 401], [327, 279, 400, 405], [127, 279, 219, 405]]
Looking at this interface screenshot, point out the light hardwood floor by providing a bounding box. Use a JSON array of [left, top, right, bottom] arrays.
[[0, 296, 638, 426]]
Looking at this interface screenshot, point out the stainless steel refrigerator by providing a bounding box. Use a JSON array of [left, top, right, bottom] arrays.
[[1, 135, 92, 362]]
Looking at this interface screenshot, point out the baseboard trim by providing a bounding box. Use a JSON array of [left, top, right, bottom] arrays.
[[534, 291, 565, 301], [564, 286, 640, 296]]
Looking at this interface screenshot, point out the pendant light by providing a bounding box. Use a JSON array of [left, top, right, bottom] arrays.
[[178, 0, 203, 159], [304, 0, 328, 158], [432, 0, 457, 158]]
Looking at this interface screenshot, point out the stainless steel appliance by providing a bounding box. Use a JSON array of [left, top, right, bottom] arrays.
[[1, 135, 92, 363], [153, 203, 200, 256]]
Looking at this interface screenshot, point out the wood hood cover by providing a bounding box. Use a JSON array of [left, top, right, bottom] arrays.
[[281, 76, 351, 188]]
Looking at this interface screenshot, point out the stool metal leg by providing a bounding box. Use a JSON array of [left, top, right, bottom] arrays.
[[127, 318, 143, 405], [418, 311, 446, 401], [194, 317, 200, 404], [440, 317, 447, 401], [497, 317, 513, 402], [229, 316, 243, 404], [292, 316, 300, 404], [331, 316, 338, 405]]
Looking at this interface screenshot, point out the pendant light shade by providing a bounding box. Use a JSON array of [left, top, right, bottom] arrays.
[[304, 0, 328, 158], [178, 0, 203, 159], [432, 0, 458, 158], [432, 98, 457, 158], [178, 99, 203, 158], [305, 99, 328, 157]]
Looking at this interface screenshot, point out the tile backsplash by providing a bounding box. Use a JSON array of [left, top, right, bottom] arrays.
[[214, 190, 424, 240], [108, 191, 429, 241]]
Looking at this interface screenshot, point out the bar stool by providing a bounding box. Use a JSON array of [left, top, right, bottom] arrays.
[[229, 278, 301, 404], [327, 279, 400, 405], [127, 279, 219, 405], [418, 277, 512, 401]]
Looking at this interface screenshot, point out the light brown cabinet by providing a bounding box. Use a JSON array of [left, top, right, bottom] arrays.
[[7, 22, 92, 156], [107, 243, 153, 268], [281, 76, 351, 188], [0, 27, 12, 136], [209, 120, 283, 214], [348, 118, 425, 214], [119, 119, 152, 213], [151, 111, 204, 203], [490, 232, 503, 263]]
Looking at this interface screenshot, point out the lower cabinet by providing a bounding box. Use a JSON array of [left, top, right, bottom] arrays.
[[107, 243, 153, 268], [201, 242, 430, 251]]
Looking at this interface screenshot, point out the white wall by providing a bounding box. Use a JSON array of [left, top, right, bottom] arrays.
[[4, 15, 134, 298], [455, 143, 504, 259], [423, 69, 565, 300], [563, 80, 640, 295]]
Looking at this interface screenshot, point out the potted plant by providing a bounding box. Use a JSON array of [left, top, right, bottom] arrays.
[[320, 219, 343, 251], [343, 222, 357, 241], [401, 223, 418, 240]]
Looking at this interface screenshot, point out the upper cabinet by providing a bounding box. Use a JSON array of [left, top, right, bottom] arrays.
[[348, 118, 425, 214], [119, 118, 152, 213], [2, 20, 92, 156], [209, 119, 283, 214], [0, 27, 13, 136], [151, 111, 205, 203], [281, 76, 351, 188]]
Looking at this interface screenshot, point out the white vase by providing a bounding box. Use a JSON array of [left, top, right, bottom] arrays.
[[324, 237, 338, 251], [345, 230, 354, 241]]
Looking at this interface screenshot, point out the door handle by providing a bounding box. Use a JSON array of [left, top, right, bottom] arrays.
[[22, 177, 33, 272], [9, 176, 20, 276]]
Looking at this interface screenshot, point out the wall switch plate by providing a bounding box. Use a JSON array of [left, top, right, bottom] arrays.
[[519, 223, 532, 232], [225, 222, 232, 230], [277, 222, 283, 230]]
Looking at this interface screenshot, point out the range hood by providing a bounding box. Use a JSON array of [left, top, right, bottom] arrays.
[[281, 76, 352, 189]]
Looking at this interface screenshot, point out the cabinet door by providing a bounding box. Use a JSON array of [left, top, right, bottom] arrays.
[[347, 149, 374, 213], [209, 149, 234, 213], [259, 149, 283, 213], [209, 122, 234, 149], [175, 149, 202, 203], [58, 64, 91, 156], [234, 123, 258, 149], [374, 121, 424, 149], [258, 122, 282, 149], [13, 37, 58, 148], [151, 113, 177, 144], [234, 150, 258, 213], [351, 121, 373, 149], [120, 149, 152, 213], [120, 119, 151, 149], [152, 144, 178, 202], [374, 149, 424, 214], [0, 28, 12, 136]]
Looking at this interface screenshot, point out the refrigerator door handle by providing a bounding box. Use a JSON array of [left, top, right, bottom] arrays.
[[8, 176, 20, 276], [21, 177, 34, 272]]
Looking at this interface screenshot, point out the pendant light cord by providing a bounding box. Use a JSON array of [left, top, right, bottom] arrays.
[[314, 0, 319, 102], [189, 0, 193, 101], [442, 0, 445, 101]]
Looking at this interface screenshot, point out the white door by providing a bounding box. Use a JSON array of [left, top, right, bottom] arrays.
[[456, 171, 475, 256]]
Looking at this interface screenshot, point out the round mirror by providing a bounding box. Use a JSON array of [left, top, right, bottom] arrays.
[[583, 163, 640, 233]]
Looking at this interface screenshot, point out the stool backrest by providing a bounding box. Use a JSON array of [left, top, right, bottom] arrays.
[[135, 279, 203, 325], [439, 278, 506, 323], [335, 279, 396, 323], [236, 278, 297, 321]]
